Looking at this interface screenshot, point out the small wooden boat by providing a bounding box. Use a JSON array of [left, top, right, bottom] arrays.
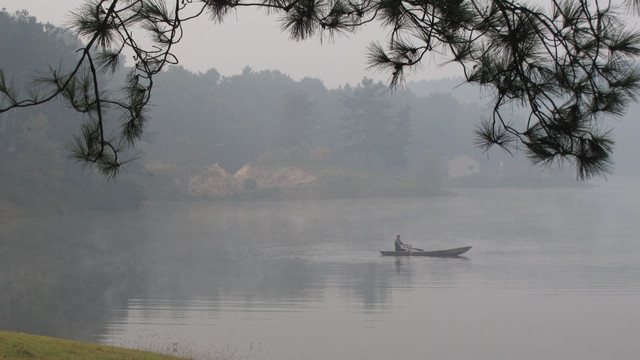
[[380, 246, 471, 257]]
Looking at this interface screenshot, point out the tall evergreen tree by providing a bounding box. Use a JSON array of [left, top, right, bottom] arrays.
[[383, 105, 411, 167], [342, 78, 410, 169], [278, 91, 316, 151]]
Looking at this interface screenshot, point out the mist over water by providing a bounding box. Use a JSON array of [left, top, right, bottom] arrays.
[[2, 178, 640, 360]]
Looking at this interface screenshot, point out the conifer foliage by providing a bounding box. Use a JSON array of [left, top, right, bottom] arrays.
[[2, 0, 640, 179]]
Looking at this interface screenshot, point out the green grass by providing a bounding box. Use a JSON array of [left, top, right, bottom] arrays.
[[0, 331, 189, 360]]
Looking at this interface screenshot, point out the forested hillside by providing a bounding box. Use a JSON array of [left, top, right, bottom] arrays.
[[0, 10, 147, 215], [1, 10, 586, 215]]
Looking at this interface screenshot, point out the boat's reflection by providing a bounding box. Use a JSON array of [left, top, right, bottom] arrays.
[[393, 255, 470, 274]]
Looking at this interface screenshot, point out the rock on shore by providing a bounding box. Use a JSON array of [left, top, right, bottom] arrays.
[[184, 164, 316, 197]]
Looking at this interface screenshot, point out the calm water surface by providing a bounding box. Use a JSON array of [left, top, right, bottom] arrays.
[[2, 178, 639, 360]]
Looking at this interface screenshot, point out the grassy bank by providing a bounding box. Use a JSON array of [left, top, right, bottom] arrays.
[[0, 331, 188, 360]]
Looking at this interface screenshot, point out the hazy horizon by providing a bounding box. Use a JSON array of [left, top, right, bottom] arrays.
[[2, 0, 466, 88]]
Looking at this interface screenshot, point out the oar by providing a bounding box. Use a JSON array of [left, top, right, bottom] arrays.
[[408, 244, 424, 251]]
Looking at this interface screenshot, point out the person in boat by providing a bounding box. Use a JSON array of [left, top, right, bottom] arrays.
[[395, 235, 408, 251]]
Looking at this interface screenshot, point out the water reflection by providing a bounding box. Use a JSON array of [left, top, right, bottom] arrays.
[[2, 182, 640, 359], [0, 216, 143, 340], [0, 208, 474, 342]]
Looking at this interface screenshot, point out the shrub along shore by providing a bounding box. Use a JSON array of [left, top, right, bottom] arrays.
[[0, 331, 188, 360]]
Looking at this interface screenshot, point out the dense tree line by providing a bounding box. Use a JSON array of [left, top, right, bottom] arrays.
[[142, 65, 487, 179], [0, 10, 146, 214], [3, 10, 605, 213], [3, 1, 640, 180]]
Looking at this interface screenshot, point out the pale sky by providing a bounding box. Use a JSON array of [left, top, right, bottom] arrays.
[[2, 0, 463, 88]]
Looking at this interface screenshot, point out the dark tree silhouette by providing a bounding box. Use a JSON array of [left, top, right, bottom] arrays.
[[278, 90, 316, 151], [341, 78, 410, 169], [1, 0, 640, 179]]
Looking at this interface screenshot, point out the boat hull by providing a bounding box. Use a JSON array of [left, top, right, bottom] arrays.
[[380, 246, 471, 257]]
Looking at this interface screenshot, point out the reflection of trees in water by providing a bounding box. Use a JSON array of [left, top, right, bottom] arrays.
[[139, 250, 327, 302], [0, 200, 474, 343], [337, 262, 395, 310], [0, 223, 144, 341], [132, 254, 405, 314]]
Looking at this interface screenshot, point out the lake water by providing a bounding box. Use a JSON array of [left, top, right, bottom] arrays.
[[2, 178, 640, 360]]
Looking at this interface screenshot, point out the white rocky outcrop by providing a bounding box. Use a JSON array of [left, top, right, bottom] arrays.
[[181, 163, 316, 197]]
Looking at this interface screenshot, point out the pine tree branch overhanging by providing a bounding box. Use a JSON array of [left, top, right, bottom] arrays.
[[1, 0, 640, 180]]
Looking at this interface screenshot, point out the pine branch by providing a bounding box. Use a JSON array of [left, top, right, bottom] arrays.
[[2, 0, 640, 180]]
